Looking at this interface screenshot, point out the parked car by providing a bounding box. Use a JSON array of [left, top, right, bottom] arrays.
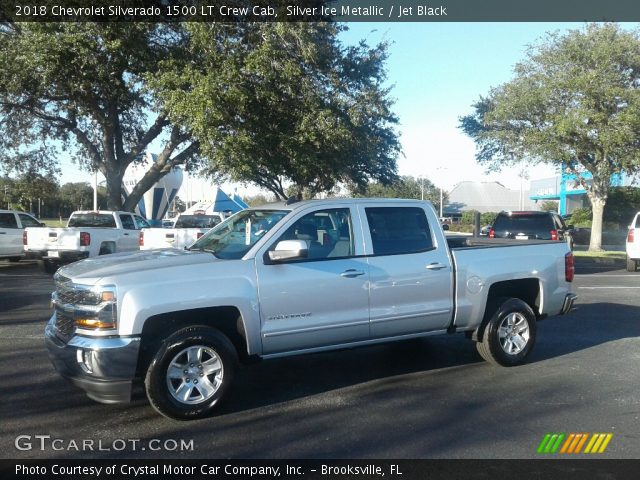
[[489, 211, 574, 249], [45, 198, 576, 419], [140, 213, 224, 250], [480, 225, 492, 236], [0, 210, 44, 262], [24, 210, 150, 273], [626, 212, 640, 272]]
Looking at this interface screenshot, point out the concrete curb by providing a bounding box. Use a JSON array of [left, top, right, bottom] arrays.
[[574, 256, 626, 266]]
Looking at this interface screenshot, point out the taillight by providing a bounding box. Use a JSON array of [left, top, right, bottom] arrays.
[[550, 229, 558, 240], [488, 228, 495, 238], [197, 232, 204, 239], [565, 252, 574, 282], [80, 232, 90, 247], [139, 231, 144, 246], [628, 229, 635, 243], [23, 231, 27, 246]]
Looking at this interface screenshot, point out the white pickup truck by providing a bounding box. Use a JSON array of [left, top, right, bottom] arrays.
[[0, 210, 43, 262], [626, 211, 640, 272], [25, 210, 150, 273], [139, 213, 223, 250], [45, 199, 577, 419]]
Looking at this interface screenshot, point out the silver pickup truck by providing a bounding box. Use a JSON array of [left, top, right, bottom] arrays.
[[45, 199, 577, 419]]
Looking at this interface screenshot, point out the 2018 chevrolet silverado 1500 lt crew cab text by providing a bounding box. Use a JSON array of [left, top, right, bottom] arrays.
[[24, 210, 150, 273], [45, 199, 577, 419], [139, 213, 223, 250], [0, 210, 43, 262]]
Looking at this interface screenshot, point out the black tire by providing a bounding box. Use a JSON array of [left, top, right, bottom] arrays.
[[626, 255, 638, 273], [145, 325, 237, 420], [8, 257, 21, 263], [476, 297, 537, 367], [42, 259, 58, 274]]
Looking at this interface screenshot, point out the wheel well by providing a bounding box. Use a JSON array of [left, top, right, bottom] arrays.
[[99, 242, 115, 254], [136, 306, 249, 376], [474, 278, 541, 342]]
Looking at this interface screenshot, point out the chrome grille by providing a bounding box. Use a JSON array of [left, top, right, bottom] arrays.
[[54, 307, 75, 339]]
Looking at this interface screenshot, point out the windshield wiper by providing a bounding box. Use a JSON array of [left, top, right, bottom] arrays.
[[187, 246, 217, 256]]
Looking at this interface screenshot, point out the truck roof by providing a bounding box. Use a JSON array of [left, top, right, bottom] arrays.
[[253, 198, 433, 211]]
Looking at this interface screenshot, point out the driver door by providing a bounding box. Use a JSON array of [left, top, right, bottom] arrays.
[[256, 206, 370, 355]]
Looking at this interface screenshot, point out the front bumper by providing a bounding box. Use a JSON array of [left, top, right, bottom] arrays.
[[45, 317, 140, 404]]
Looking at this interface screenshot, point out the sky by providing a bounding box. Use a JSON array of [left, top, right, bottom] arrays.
[[58, 22, 628, 199]]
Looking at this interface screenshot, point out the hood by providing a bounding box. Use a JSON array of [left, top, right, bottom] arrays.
[[59, 249, 215, 282]]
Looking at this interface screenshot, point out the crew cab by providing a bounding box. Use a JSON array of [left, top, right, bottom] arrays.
[[0, 210, 43, 262], [139, 213, 223, 250], [44, 199, 577, 419], [626, 212, 640, 272], [24, 210, 150, 273]]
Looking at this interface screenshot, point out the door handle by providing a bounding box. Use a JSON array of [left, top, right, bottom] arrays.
[[123, 233, 130, 236], [426, 263, 447, 270], [341, 269, 365, 278], [0, 232, 5, 234]]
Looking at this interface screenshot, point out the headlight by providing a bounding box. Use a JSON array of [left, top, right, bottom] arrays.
[[73, 285, 118, 331]]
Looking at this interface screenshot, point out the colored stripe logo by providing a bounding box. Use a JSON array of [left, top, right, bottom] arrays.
[[537, 433, 612, 454]]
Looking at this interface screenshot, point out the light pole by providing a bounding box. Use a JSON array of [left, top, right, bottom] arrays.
[[418, 175, 425, 201]]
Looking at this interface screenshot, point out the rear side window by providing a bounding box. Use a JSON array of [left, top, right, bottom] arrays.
[[635, 215, 640, 228], [68, 214, 116, 228], [0, 213, 17, 228], [366, 207, 433, 255], [134, 215, 150, 229]]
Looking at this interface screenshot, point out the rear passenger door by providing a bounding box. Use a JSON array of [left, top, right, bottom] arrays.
[[360, 204, 454, 338], [0, 212, 20, 256]]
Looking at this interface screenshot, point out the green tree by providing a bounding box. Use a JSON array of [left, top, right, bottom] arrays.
[[12, 173, 59, 214], [153, 23, 400, 200], [540, 200, 559, 212], [460, 24, 640, 251], [0, 23, 199, 211], [603, 186, 640, 227], [59, 182, 94, 212]]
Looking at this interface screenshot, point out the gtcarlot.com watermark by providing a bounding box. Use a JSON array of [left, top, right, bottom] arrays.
[[15, 435, 194, 452]]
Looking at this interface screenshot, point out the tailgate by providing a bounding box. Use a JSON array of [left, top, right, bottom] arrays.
[[26, 228, 79, 251], [141, 228, 207, 250]]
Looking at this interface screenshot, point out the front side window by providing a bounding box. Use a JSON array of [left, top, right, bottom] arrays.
[[119, 214, 136, 230], [190, 209, 288, 260], [18, 214, 41, 228], [134, 215, 150, 229], [275, 208, 354, 260], [366, 207, 433, 255]]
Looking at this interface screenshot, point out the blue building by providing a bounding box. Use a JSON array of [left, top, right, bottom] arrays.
[[530, 169, 630, 215]]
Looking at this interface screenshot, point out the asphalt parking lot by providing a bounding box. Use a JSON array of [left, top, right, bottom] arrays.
[[0, 259, 638, 459]]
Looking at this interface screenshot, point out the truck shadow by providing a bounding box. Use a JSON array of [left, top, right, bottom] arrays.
[[215, 301, 640, 416]]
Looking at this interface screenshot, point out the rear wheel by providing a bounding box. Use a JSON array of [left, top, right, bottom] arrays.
[[42, 259, 58, 274], [626, 255, 638, 272], [476, 297, 537, 366], [145, 325, 237, 420]]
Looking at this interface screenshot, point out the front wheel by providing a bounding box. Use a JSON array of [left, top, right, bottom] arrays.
[[145, 325, 237, 420], [476, 298, 537, 366], [627, 255, 638, 272]]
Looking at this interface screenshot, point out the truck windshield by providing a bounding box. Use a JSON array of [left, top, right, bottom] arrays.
[[68, 214, 116, 228], [174, 215, 221, 229], [189, 209, 288, 259]]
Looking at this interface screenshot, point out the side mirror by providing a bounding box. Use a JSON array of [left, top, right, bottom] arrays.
[[441, 224, 450, 231], [267, 239, 308, 263], [567, 224, 574, 230], [40, 222, 47, 227]]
